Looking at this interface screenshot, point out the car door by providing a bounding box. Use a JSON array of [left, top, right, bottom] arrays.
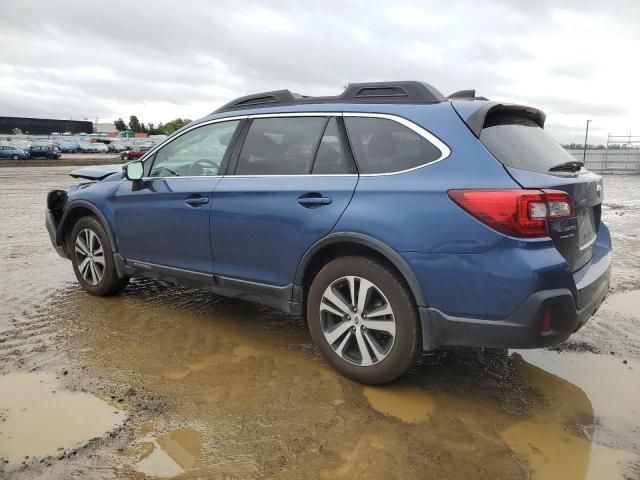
[[114, 119, 242, 275], [212, 115, 358, 287]]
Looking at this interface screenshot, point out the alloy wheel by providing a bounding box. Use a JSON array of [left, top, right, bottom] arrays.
[[319, 276, 396, 366], [74, 228, 105, 285]]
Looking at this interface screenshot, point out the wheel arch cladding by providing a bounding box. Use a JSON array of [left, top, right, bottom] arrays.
[[295, 233, 427, 308], [58, 201, 117, 253]]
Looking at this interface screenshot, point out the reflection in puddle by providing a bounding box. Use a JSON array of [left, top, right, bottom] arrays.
[[0, 372, 123, 464], [508, 351, 640, 480], [363, 384, 434, 423], [519, 350, 640, 450], [135, 428, 202, 478]]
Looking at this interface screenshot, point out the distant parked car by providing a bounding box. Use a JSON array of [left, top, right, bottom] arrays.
[[93, 143, 109, 153], [78, 143, 97, 153], [59, 141, 80, 153], [0, 145, 29, 160], [121, 145, 152, 160], [29, 145, 61, 159], [108, 143, 127, 153]]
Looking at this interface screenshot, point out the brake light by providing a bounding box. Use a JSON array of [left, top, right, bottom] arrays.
[[448, 189, 575, 238]]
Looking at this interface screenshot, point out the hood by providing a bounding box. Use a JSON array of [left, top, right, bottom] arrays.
[[69, 164, 122, 181]]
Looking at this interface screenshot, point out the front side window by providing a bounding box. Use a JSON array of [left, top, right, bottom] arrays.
[[149, 120, 240, 177], [235, 117, 327, 175], [345, 117, 442, 174]]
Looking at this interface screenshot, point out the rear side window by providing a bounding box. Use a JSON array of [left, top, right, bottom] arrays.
[[345, 117, 442, 174], [312, 118, 355, 175], [480, 113, 576, 173], [235, 117, 327, 175]]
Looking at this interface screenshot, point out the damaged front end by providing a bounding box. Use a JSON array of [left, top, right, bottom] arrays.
[[46, 189, 69, 259]]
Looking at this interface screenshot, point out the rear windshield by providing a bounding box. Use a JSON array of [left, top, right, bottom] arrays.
[[480, 113, 575, 173]]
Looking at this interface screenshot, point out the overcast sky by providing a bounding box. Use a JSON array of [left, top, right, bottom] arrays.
[[1, 0, 638, 144]]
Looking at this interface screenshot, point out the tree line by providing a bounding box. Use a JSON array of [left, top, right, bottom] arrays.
[[114, 116, 193, 135]]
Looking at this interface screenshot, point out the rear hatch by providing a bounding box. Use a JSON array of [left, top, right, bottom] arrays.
[[478, 109, 603, 272]]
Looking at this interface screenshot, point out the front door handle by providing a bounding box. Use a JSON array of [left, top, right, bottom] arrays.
[[185, 197, 209, 207], [297, 193, 332, 208]]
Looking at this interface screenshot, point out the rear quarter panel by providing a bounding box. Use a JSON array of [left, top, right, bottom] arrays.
[[334, 103, 519, 254]]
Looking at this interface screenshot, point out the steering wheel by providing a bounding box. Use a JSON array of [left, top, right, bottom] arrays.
[[188, 159, 219, 176]]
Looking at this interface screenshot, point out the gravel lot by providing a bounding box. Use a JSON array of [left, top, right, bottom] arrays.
[[0, 153, 123, 168], [0, 167, 638, 479]]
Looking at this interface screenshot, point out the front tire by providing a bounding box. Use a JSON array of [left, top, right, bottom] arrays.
[[70, 216, 129, 296], [307, 256, 421, 384]]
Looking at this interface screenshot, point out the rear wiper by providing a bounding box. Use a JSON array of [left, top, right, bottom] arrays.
[[548, 160, 584, 172]]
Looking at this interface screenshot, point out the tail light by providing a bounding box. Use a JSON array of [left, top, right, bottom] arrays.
[[448, 189, 575, 238]]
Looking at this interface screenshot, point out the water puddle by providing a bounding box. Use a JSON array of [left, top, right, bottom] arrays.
[[135, 428, 202, 478], [507, 351, 640, 479], [49, 284, 640, 479], [0, 372, 124, 464], [166, 344, 265, 380], [363, 383, 434, 423]]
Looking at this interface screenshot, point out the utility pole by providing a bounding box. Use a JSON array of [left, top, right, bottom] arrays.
[[582, 119, 591, 163]]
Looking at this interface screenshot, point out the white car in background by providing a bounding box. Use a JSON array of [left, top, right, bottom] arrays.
[[93, 143, 109, 153], [78, 142, 97, 153]]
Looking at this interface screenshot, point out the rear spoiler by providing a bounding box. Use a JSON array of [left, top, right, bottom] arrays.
[[453, 102, 546, 138]]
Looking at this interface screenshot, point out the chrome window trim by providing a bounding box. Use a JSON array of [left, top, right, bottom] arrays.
[[137, 111, 451, 180]]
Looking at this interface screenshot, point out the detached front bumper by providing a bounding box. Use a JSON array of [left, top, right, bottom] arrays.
[[45, 208, 69, 259], [420, 225, 612, 351]]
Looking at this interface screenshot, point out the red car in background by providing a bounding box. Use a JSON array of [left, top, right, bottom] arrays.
[[121, 145, 152, 160]]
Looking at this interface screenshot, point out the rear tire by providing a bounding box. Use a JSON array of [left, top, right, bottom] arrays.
[[12, 155, 18, 160], [307, 256, 421, 384], [70, 216, 129, 296]]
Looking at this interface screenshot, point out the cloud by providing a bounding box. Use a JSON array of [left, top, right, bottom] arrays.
[[0, 0, 636, 143], [548, 63, 593, 79]]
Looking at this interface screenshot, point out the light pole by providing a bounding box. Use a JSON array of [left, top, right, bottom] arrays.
[[583, 119, 591, 163]]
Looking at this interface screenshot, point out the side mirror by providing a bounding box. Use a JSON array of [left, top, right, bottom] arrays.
[[125, 161, 144, 181]]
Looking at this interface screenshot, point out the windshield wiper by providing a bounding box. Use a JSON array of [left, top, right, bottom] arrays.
[[548, 160, 584, 172]]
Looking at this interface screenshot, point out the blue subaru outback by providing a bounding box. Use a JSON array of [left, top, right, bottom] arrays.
[[46, 81, 611, 384]]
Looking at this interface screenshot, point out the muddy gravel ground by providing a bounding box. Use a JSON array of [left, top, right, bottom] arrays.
[[0, 154, 123, 169], [0, 166, 639, 480]]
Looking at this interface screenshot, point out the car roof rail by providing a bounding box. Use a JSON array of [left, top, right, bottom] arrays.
[[447, 89, 490, 101], [215, 90, 304, 113], [213, 81, 446, 113], [339, 81, 445, 103]]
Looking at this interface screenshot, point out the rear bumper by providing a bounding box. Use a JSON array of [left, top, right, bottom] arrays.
[[420, 274, 609, 350], [419, 225, 612, 350]]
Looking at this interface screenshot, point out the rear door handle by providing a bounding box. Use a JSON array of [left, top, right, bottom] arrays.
[[297, 194, 332, 208], [185, 197, 209, 207]]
